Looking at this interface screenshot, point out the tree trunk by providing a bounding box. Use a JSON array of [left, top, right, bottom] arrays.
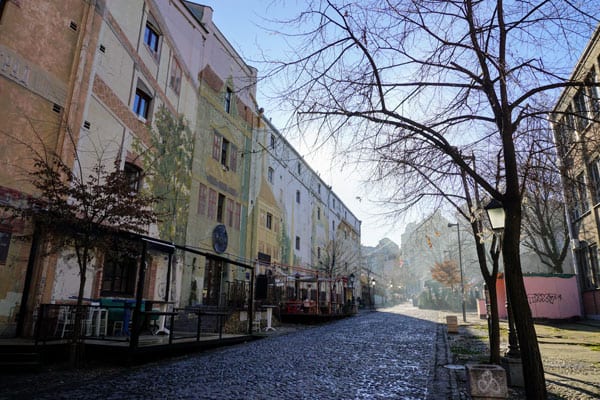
[[70, 247, 88, 368], [503, 202, 547, 399], [487, 283, 501, 365]]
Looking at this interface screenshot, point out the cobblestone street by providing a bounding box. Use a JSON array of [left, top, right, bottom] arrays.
[[0, 306, 450, 400]]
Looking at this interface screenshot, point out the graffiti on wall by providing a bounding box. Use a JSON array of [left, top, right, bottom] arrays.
[[528, 293, 562, 305]]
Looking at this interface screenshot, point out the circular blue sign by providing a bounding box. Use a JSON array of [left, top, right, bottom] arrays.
[[212, 224, 228, 254]]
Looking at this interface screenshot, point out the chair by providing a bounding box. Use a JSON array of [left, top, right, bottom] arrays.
[[253, 311, 262, 332], [54, 306, 74, 338]]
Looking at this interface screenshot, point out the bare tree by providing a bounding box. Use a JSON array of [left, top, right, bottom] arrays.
[[3, 130, 160, 366], [264, 1, 598, 396], [522, 150, 570, 273]]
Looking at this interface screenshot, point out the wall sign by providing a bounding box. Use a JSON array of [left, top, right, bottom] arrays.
[[212, 224, 228, 254]]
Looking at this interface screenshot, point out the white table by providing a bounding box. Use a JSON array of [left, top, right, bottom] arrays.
[[146, 300, 174, 335], [262, 305, 276, 331]]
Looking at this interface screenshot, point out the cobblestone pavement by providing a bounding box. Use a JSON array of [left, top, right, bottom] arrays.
[[0, 307, 453, 400]]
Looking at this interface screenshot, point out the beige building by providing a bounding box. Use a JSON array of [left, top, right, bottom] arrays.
[[552, 25, 600, 318], [0, 0, 360, 339]]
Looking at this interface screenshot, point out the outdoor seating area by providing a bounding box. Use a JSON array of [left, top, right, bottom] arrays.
[[34, 301, 243, 350]]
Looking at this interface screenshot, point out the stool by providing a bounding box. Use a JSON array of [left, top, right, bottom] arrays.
[[112, 321, 123, 336]]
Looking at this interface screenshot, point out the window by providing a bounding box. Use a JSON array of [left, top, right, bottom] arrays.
[[101, 252, 137, 296], [296, 190, 301, 203], [133, 89, 152, 120], [226, 198, 234, 227], [590, 159, 600, 203], [221, 138, 229, 167], [217, 193, 226, 223], [317, 247, 321, 259], [270, 135, 276, 150], [208, 189, 217, 220], [297, 162, 302, 175], [577, 244, 600, 290], [234, 202, 241, 230], [169, 57, 182, 94], [573, 89, 588, 131], [123, 162, 142, 192], [268, 167, 274, 184], [144, 22, 160, 54], [318, 183, 321, 195], [295, 236, 300, 250], [0, 0, 7, 22], [577, 172, 589, 215], [317, 207, 321, 220], [0, 229, 11, 264], [332, 221, 335, 231], [333, 198, 336, 208], [212, 133, 237, 172], [266, 213, 273, 230], [198, 183, 207, 215], [224, 87, 232, 113], [586, 69, 600, 115]]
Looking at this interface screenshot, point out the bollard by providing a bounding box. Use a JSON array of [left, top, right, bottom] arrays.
[[466, 364, 508, 399], [446, 315, 459, 333]]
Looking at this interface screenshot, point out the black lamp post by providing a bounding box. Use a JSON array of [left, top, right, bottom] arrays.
[[485, 199, 520, 358], [448, 222, 466, 323], [371, 278, 376, 309]]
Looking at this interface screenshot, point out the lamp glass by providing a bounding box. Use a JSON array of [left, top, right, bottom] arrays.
[[486, 206, 505, 230]]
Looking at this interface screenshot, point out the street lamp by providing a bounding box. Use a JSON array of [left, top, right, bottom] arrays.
[[448, 222, 466, 323], [484, 199, 520, 358], [371, 278, 376, 309]]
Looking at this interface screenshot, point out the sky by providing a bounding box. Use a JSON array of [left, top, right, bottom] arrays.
[[191, 0, 407, 247]]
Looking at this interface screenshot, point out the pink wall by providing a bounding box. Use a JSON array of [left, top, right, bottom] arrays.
[[494, 274, 581, 320]]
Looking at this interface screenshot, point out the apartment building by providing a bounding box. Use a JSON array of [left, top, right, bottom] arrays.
[[0, 0, 361, 338], [552, 25, 600, 317], [250, 118, 362, 303]]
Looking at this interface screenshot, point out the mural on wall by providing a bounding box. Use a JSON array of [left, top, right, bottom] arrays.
[[137, 106, 195, 244]]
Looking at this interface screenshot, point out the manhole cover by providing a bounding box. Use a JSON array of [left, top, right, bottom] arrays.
[[444, 364, 466, 370]]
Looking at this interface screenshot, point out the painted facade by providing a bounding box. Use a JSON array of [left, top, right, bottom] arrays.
[[552, 24, 600, 318], [0, 0, 101, 336], [250, 118, 362, 302], [0, 0, 361, 338]]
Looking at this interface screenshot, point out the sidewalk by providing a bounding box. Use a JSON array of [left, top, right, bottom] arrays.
[[437, 310, 600, 399]]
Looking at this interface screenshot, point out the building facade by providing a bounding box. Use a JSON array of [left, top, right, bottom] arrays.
[[250, 118, 362, 306], [0, 0, 361, 337], [552, 25, 600, 318]]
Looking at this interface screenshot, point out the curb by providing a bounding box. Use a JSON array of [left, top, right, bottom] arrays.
[[427, 322, 462, 399]]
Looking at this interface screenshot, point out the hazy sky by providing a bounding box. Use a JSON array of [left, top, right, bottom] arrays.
[[192, 1, 406, 247]]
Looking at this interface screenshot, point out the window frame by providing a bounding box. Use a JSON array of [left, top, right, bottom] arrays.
[[0, 0, 7, 22], [123, 162, 142, 193], [101, 252, 137, 296], [169, 57, 182, 94], [224, 87, 232, 113], [133, 89, 152, 121], [266, 212, 273, 230], [144, 22, 160, 54], [268, 167, 274, 184], [217, 193, 226, 223]]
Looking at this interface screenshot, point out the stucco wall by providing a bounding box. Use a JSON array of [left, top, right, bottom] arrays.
[[495, 274, 581, 320]]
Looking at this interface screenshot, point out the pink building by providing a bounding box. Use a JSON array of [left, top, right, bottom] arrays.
[[492, 273, 581, 320]]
